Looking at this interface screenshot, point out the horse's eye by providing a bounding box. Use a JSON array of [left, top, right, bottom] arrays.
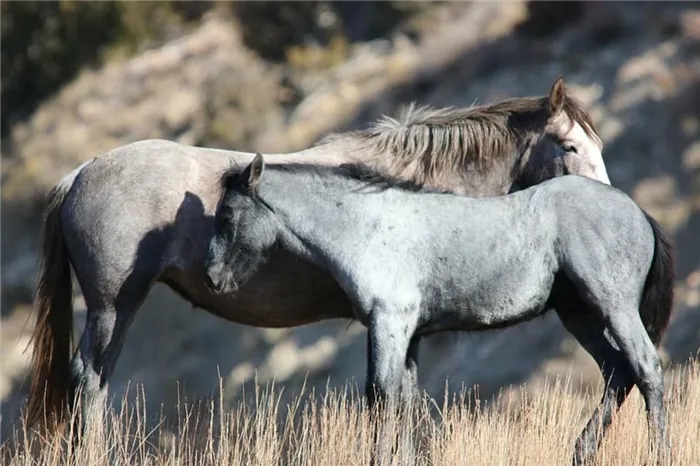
[[562, 142, 578, 154]]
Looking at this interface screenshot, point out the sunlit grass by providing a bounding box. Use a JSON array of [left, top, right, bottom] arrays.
[[3, 360, 699, 465]]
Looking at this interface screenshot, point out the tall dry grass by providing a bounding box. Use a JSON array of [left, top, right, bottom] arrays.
[[3, 360, 699, 466]]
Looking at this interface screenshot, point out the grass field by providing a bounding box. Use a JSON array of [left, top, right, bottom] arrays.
[[2, 360, 698, 465]]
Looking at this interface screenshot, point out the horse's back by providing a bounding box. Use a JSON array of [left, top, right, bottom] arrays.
[[532, 175, 651, 245], [530, 175, 645, 225]]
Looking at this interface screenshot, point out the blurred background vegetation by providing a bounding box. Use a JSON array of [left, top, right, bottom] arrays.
[[1, 1, 425, 134]]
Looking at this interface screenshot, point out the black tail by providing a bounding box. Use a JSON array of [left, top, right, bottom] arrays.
[[640, 212, 675, 347], [26, 179, 76, 431]]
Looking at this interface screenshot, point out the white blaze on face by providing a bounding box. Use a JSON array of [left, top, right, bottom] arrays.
[[551, 112, 610, 185]]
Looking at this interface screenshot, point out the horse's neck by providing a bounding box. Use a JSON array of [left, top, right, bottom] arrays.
[[260, 171, 371, 269], [261, 171, 482, 274]]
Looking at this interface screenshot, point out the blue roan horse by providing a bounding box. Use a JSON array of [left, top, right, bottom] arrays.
[[206, 155, 674, 464]]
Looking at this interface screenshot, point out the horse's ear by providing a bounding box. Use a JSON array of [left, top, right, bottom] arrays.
[[548, 76, 566, 117], [243, 153, 265, 191]]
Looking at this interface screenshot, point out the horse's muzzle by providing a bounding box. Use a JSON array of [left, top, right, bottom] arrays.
[[204, 269, 237, 295], [204, 269, 223, 293]]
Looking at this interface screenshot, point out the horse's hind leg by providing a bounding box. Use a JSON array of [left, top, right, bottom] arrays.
[[600, 305, 668, 461], [69, 306, 131, 436], [69, 271, 153, 439], [556, 306, 635, 465], [562, 279, 668, 463]]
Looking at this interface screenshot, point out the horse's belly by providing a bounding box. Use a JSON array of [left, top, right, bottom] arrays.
[[420, 264, 555, 333], [162, 252, 355, 328]]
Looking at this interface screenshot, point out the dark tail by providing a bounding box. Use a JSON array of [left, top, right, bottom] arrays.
[[640, 212, 675, 347], [26, 176, 77, 430]]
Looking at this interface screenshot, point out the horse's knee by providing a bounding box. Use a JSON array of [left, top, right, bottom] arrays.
[[366, 376, 400, 407], [644, 353, 663, 384]]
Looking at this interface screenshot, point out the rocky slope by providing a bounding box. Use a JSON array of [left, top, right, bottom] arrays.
[[2, 2, 699, 436]]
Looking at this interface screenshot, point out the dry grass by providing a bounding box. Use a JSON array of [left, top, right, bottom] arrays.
[[2, 360, 699, 466]]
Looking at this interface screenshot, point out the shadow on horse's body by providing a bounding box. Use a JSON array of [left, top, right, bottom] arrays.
[[209, 157, 674, 465], [27, 79, 615, 462]]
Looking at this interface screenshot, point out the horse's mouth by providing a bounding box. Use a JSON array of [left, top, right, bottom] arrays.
[[209, 281, 237, 295], [204, 272, 238, 295]]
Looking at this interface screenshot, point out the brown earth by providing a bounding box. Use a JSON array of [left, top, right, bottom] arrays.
[[2, 1, 699, 437]]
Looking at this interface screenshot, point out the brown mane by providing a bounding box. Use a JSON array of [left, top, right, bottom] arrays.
[[320, 93, 601, 187]]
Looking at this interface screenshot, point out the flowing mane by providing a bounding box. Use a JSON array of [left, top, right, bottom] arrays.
[[320, 93, 601, 187]]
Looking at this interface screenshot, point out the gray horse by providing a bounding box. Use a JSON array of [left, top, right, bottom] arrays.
[[27, 79, 608, 438], [206, 155, 674, 465]]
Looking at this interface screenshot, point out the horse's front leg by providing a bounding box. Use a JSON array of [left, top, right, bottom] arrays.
[[366, 306, 419, 464], [401, 336, 421, 402], [366, 309, 419, 406], [402, 336, 430, 458]]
